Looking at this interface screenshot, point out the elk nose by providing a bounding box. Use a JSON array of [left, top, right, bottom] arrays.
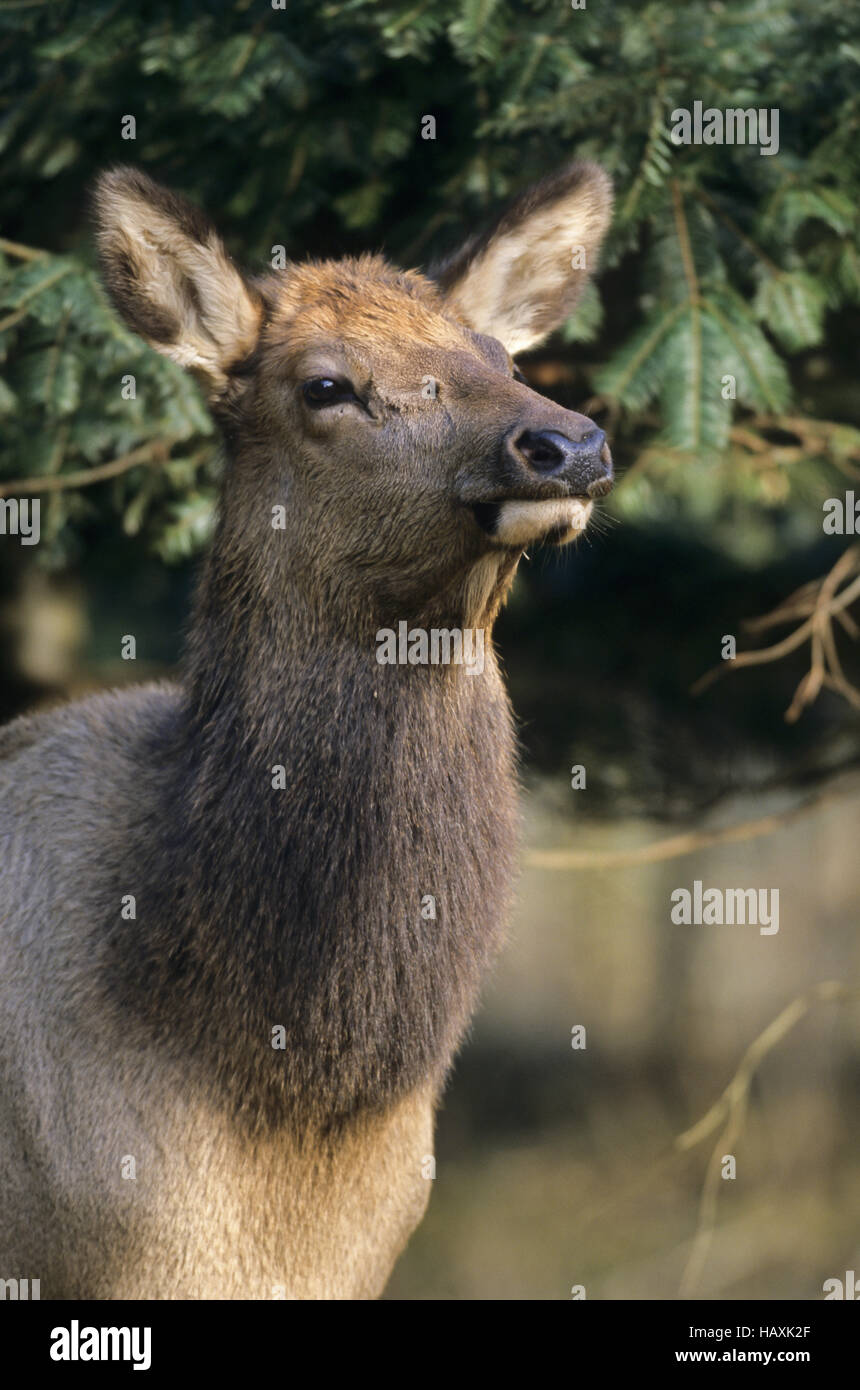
[[515, 427, 613, 497]]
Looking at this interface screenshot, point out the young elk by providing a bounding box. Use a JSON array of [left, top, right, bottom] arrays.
[[0, 162, 613, 1299]]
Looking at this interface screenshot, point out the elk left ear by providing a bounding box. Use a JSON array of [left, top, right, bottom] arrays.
[[434, 161, 612, 356], [93, 166, 262, 395]]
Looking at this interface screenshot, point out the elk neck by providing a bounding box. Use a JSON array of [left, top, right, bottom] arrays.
[[105, 445, 521, 1135]]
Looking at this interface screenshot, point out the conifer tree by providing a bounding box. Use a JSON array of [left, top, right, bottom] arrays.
[[2, 0, 858, 567]]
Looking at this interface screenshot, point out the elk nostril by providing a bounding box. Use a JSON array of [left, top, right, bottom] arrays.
[[516, 429, 566, 473], [516, 426, 611, 482]]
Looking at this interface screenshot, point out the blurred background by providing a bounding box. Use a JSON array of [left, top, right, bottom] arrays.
[[1, 0, 858, 1299]]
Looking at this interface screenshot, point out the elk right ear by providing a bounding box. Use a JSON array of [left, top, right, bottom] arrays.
[[434, 161, 612, 356], [93, 167, 262, 394]]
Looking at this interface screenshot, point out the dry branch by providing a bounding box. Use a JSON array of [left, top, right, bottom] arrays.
[[0, 440, 176, 497], [691, 546, 860, 721], [523, 786, 837, 871], [676, 981, 859, 1297]]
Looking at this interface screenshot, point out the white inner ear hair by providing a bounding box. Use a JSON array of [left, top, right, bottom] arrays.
[[450, 192, 611, 355], [112, 192, 261, 382]]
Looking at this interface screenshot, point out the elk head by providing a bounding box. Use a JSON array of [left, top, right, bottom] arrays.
[[94, 163, 613, 632]]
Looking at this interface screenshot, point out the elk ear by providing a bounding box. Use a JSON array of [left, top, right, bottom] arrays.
[[434, 162, 612, 356], [93, 167, 262, 394]]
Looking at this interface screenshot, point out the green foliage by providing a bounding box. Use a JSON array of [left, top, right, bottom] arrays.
[[0, 246, 215, 565], [1, 0, 858, 562]]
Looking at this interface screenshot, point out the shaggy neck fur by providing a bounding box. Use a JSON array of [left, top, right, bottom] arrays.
[[104, 446, 521, 1136]]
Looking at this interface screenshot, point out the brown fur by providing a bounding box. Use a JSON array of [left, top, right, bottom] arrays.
[[0, 162, 612, 1298]]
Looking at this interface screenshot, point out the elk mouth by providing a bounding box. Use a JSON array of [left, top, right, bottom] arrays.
[[470, 496, 594, 547]]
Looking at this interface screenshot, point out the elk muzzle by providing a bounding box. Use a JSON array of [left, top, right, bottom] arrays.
[[471, 411, 613, 548]]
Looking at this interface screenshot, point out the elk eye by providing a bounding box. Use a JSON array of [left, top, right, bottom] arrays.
[[302, 377, 356, 407]]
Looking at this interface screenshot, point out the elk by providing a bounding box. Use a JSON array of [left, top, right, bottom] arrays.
[[0, 161, 613, 1299]]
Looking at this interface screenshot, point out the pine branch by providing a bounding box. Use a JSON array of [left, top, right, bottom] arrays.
[[0, 440, 176, 497]]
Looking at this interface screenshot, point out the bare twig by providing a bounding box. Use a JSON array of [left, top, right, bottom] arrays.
[[0, 440, 174, 497], [691, 547, 860, 720], [0, 236, 47, 261], [572, 979, 860, 1267], [524, 787, 838, 871], [676, 981, 859, 1297], [729, 414, 860, 479]]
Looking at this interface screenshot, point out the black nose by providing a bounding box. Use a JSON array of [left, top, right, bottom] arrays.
[[516, 427, 612, 497]]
